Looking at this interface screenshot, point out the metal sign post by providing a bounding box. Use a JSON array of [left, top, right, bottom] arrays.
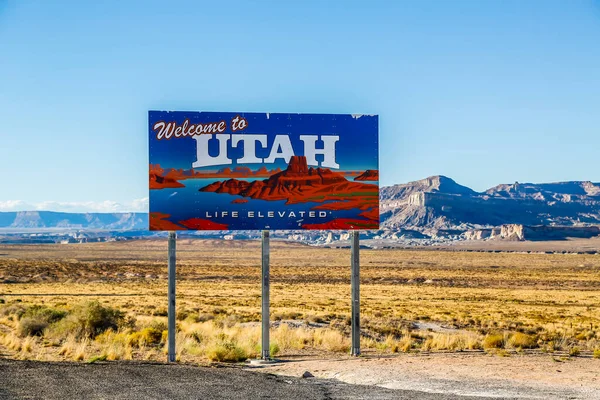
[[261, 230, 271, 360], [351, 230, 360, 356], [167, 231, 177, 363]]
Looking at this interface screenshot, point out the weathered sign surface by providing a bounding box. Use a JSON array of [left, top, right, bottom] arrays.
[[149, 111, 378, 231]]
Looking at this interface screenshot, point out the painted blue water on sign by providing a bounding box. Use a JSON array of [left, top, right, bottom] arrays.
[[150, 178, 371, 230]]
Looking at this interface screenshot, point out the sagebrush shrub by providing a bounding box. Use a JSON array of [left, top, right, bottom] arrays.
[[483, 333, 505, 349], [23, 305, 66, 324], [17, 317, 48, 337], [508, 332, 537, 349], [15, 305, 67, 337], [50, 301, 123, 339], [0, 304, 26, 319], [205, 340, 248, 362], [139, 327, 162, 346]]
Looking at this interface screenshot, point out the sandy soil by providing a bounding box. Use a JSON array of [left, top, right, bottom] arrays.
[[439, 237, 600, 253], [251, 353, 600, 399]]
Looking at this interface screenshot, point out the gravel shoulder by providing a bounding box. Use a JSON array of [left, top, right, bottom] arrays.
[[0, 358, 484, 400]]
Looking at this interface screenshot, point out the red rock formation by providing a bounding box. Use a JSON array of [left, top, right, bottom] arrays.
[[178, 218, 229, 230], [149, 163, 280, 181], [149, 165, 186, 190], [199, 156, 376, 205], [302, 218, 379, 230], [150, 212, 228, 231], [149, 164, 164, 176], [149, 213, 185, 230], [212, 166, 275, 178], [262, 156, 346, 189], [359, 207, 379, 221], [233, 166, 252, 176], [287, 156, 309, 174], [354, 170, 379, 181], [231, 198, 249, 204], [255, 166, 269, 175]]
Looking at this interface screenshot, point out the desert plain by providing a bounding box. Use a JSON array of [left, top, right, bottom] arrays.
[[1, 239, 600, 397]]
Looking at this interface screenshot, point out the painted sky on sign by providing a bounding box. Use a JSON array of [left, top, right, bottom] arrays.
[[1, 0, 599, 211]]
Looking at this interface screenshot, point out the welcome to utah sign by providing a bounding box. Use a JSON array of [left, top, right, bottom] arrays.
[[148, 111, 379, 231]]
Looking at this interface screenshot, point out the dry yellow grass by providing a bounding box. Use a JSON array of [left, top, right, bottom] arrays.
[[0, 239, 599, 362]]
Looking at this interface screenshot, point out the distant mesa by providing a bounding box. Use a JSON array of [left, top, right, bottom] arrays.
[[213, 165, 278, 178], [0, 211, 147, 231], [231, 198, 249, 204], [199, 156, 379, 214], [218, 166, 252, 176], [255, 166, 270, 175], [235, 166, 252, 176], [354, 170, 379, 181]]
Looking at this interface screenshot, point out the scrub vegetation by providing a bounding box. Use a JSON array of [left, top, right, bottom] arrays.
[[0, 239, 599, 362]]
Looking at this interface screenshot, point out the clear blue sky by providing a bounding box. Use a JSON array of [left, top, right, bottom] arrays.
[[1, 0, 599, 212]]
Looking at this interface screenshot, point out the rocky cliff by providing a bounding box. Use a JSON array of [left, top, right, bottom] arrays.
[[465, 224, 600, 241], [380, 176, 600, 236]]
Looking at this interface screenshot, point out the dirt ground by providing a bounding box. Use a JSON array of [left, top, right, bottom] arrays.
[[254, 353, 600, 399], [440, 237, 600, 253]]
